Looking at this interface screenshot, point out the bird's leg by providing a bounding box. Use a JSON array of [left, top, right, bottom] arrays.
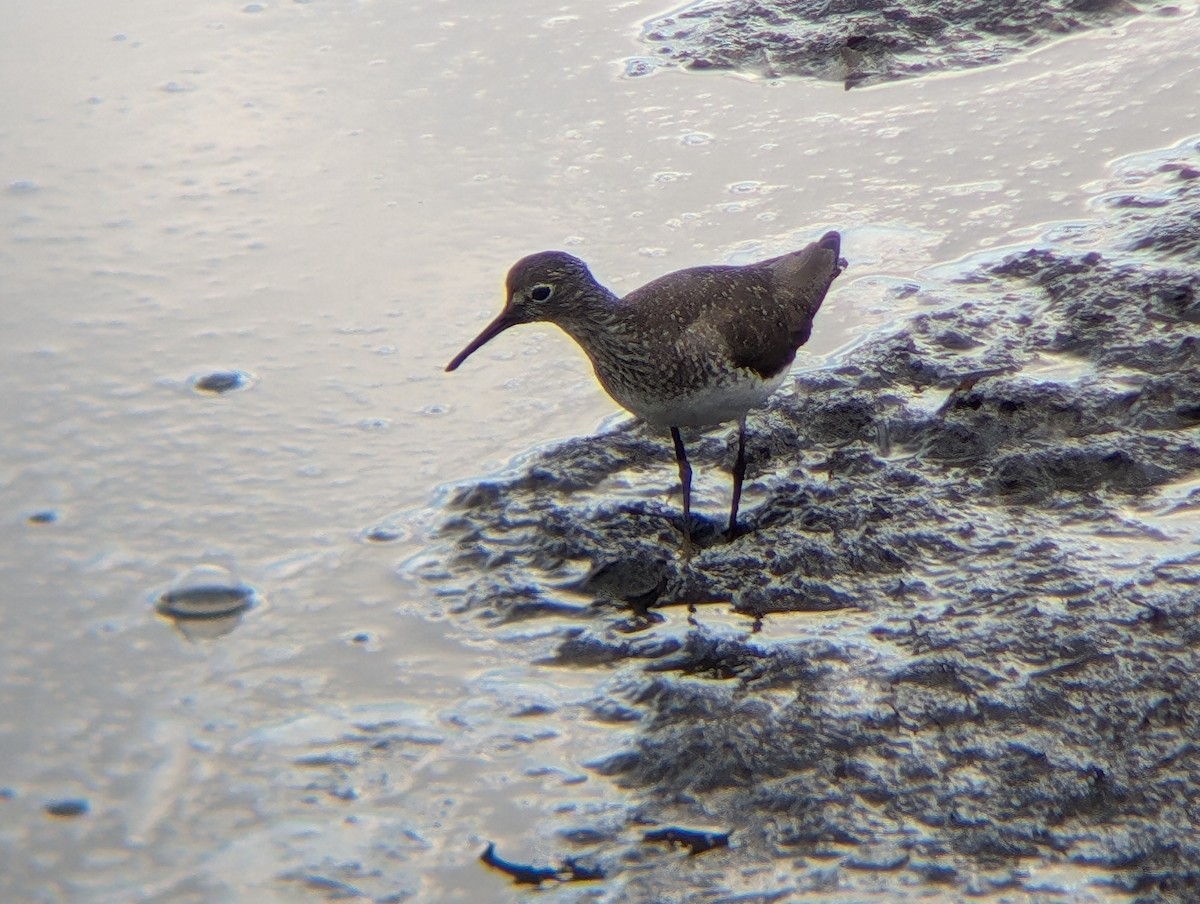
[[727, 417, 747, 540], [670, 426, 694, 548]]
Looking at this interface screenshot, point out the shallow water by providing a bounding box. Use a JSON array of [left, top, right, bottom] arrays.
[[1, 1, 1198, 901]]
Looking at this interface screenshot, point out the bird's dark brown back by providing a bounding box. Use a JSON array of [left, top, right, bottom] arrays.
[[612, 232, 842, 382]]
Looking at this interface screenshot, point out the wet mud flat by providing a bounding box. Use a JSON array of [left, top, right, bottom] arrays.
[[630, 0, 1182, 86], [417, 137, 1200, 901]]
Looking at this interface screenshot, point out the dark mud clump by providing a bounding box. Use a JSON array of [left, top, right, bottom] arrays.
[[629, 0, 1173, 88], [418, 137, 1200, 901]]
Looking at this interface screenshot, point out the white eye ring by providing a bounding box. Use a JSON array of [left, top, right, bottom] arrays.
[[529, 284, 553, 302]]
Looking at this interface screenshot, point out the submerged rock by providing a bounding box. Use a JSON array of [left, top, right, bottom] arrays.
[[632, 0, 1171, 87], [417, 138, 1200, 899]]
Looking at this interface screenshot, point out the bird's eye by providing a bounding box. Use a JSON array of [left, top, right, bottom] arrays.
[[530, 284, 553, 302]]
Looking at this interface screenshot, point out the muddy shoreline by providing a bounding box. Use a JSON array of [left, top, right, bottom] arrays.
[[420, 137, 1200, 901], [630, 0, 1180, 87]]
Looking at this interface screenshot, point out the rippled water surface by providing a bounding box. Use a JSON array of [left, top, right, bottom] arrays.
[[1, 1, 1197, 900]]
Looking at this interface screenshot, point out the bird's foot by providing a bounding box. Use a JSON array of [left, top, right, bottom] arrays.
[[669, 513, 723, 557], [668, 515, 699, 559], [675, 526, 698, 560]]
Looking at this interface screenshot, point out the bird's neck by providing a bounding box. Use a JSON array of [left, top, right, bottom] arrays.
[[550, 286, 628, 355], [548, 288, 663, 395]]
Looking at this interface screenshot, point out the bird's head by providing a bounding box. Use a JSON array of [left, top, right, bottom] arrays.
[[445, 251, 601, 372]]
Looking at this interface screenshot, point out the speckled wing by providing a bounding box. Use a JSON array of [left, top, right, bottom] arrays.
[[619, 267, 777, 377], [716, 273, 801, 379], [718, 236, 842, 379], [617, 234, 841, 383]]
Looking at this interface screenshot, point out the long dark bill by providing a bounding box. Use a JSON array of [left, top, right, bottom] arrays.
[[445, 308, 522, 372]]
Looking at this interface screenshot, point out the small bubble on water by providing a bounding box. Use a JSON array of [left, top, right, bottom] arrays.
[[356, 417, 391, 432], [363, 526, 404, 543], [624, 58, 656, 78], [156, 564, 257, 621], [189, 370, 255, 394], [45, 799, 89, 818]]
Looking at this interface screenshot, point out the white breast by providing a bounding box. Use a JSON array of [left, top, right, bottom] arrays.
[[622, 370, 788, 428]]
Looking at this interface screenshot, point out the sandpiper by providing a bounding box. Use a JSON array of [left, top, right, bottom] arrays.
[[446, 232, 843, 543]]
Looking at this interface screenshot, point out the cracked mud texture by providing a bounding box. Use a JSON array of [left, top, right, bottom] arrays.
[[627, 0, 1176, 87], [419, 138, 1200, 901]]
